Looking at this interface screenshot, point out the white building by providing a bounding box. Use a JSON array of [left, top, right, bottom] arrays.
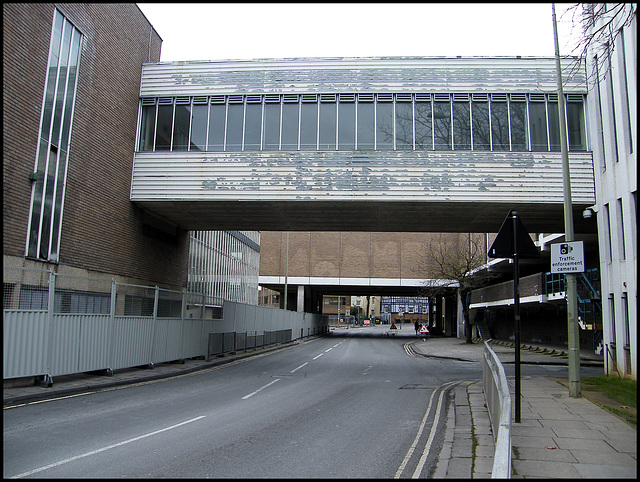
[[584, 4, 636, 378]]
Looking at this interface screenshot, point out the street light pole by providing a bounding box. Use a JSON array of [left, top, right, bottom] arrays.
[[552, 3, 581, 397]]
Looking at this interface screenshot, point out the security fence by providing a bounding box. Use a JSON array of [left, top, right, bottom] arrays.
[[3, 266, 329, 383]]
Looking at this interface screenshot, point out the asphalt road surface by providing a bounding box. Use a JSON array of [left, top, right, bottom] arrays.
[[4, 326, 483, 478]]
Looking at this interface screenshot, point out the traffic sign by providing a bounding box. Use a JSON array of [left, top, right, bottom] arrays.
[[551, 241, 585, 273], [488, 210, 540, 259], [419, 325, 429, 334]]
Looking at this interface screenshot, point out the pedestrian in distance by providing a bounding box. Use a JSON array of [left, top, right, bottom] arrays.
[[414, 320, 419, 336]]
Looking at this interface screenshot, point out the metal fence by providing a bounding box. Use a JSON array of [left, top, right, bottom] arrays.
[[483, 341, 512, 478], [207, 329, 293, 359], [3, 266, 329, 383]]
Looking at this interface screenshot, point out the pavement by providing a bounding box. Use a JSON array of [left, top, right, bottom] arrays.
[[3, 331, 636, 479]]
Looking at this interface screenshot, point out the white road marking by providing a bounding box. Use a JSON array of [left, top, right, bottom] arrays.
[[10, 416, 206, 479], [241, 378, 281, 400], [313, 353, 323, 360], [290, 362, 308, 373], [412, 385, 450, 478], [395, 381, 458, 479]]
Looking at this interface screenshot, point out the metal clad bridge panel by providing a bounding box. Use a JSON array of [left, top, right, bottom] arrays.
[[131, 151, 595, 204], [140, 57, 586, 97]]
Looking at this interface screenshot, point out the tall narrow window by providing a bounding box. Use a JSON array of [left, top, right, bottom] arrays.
[[433, 98, 451, 150], [566, 99, 586, 151], [172, 99, 191, 151], [243, 99, 262, 151], [594, 55, 607, 169], [338, 96, 356, 150], [616, 198, 626, 260], [471, 100, 490, 150], [414, 96, 433, 149], [618, 32, 633, 154], [528, 99, 548, 151], [262, 97, 281, 150], [207, 101, 226, 151], [547, 99, 561, 151], [490, 98, 509, 151], [509, 99, 528, 151], [604, 203, 612, 262], [27, 10, 82, 261], [356, 98, 375, 150], [605, 42, 620, 163], [452, 97, 471, 150], [139, 101, 156, 151], [189, 100, 208, 151], [319, 97, 336, 150], [395, 96, 413, 150], [300, 97, 318, 150], [281, 96, 299, 150], [376, 95, 394, 149], [225, 98, 243, 151], [155, 102, 173, 150]]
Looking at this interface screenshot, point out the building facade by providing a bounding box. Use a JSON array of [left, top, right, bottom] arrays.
[[3, 3, 191, 290], [584, 4, 637, 378], [188, 230, 260, 306]]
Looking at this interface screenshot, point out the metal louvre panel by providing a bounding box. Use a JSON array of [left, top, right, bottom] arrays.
[[452, 93, 469, 102], [510, 93, 526, 102], [434, 93, 451, 102], [472, 93, 488, 101], [301, 94, 317, 102], [228, 95, 244, 103], [529, 93, 546, 102], [320, 93, 336, 102], [246, 95, 262, 103], [395, 93, 412, 102], [175, 96, 190, 105], [566, 94, 584, 102], [158, 97, 173, 105], [415, 93, 431, 102], [339, 93, 355, 102], [358, 93, 374, 102], [264, 94, 281, 103], [192, 96, 208, 104], [491, 93, 507, 101], [141, 97, 157, 105], [283, 94, 299, 103], [377, 93, 393, 102], [210, 95, 225, 104], [547, 93, 559, 101]]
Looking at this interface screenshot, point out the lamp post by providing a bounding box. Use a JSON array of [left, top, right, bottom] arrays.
[[552, 3, 581, 397]]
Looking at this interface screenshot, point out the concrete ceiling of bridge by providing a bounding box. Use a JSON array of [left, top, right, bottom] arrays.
[[136, 200, 598, 235]]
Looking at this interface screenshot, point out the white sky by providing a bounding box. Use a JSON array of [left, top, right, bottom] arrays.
[[136, 3, 580, 62]]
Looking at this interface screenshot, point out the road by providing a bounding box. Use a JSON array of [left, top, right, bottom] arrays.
[[4, 326, 482, 478]]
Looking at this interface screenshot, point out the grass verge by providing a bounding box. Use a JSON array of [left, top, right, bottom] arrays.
[[552, 375, 636, 426]]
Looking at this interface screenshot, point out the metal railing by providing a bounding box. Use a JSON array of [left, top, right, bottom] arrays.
[[483, 341, 512, 478]]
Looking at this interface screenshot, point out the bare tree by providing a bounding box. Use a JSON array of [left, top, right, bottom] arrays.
[[559, 3, 636, 87], [414, 233, 499, 343]]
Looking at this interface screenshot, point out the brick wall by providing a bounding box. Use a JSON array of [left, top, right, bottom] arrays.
[[259, 231, 480, 280], [3, 3, 189, 289]]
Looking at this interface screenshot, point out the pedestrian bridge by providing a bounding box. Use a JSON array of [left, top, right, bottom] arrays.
[[130, 57, 596, 235], [130, 149, 596, 234]]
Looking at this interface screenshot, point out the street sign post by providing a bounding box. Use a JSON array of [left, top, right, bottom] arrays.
[[488, 210, 540, 423]]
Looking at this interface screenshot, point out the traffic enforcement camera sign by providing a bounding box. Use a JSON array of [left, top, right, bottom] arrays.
[[550, 241, 585, 273]]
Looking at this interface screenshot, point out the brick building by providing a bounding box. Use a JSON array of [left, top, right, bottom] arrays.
[[3, 3, 190, 289]]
